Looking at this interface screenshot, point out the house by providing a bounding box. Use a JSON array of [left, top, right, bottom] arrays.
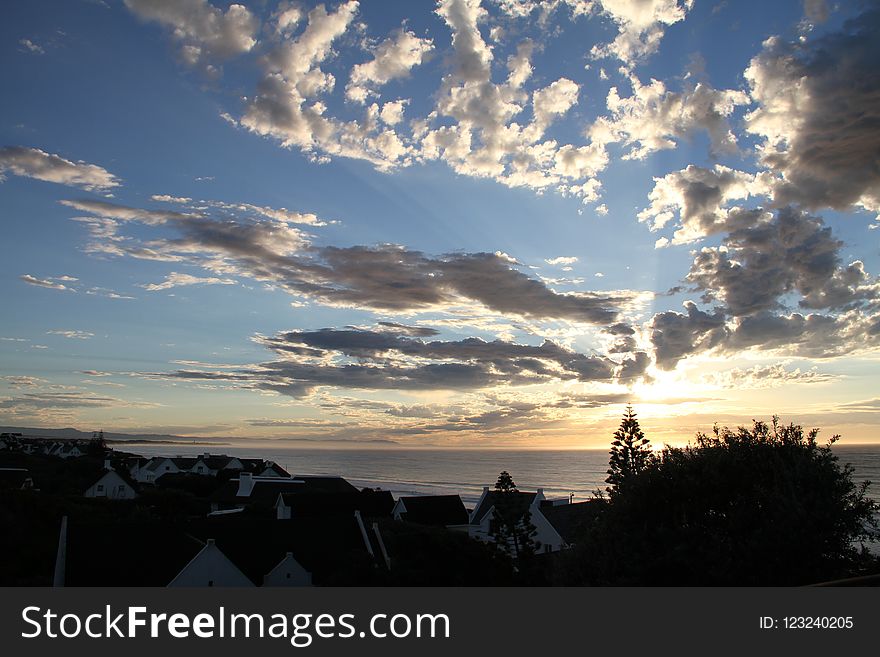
[[538, 500, 605, 547], [258, 461, 291, 478], [53, 442, 84, 459], [467, 486, 567, 554], [392, 495, 469, 526], [167, 539, 254, 587], [263, 552, 312, 587], [84, 463, 138, 499], [189, 454, 241, 476], [275, 488, 394, 521], [138, 457, 180, 483], [0, 467, 36, 490], [209, 472, 303, 512]]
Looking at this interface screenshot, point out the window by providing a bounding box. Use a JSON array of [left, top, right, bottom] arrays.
[[96, 484, 104, 493]]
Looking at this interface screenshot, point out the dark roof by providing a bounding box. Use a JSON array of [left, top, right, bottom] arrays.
[[539, 500, 605, 543], [470, 490, 536, 524], [278, 489, 394, 518], [172, 457, 197, 470], [210, 478, 303, 504], [196, 456, 234, 470], [290, 476, 359, 494], [184, 514, 381, 585], [0, 468, 32, 489], [65, 519, 204, 586], [397, 495, 468, 526]]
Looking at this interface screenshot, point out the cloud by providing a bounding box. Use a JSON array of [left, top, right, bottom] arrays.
[[141, 272, 237, 291], [743, 7, 880, 215], [589, 75, 749, 162], [638, 165, 772, 243], [0, 391, 154, 410], [591, 0, 694, 66], [19, 274, 74, 291], [124, 0, 258, 75], [650, 301, 728, 370], [546, 256, 579, 266], [47, 330, 94, 340], [19, 38, 45, 54], [346, 28, 434, 103], [702, 362, 837, 388], [0, 146, 120, 191], [64, 198, 639, 324], [685, 207, 878, 316], [156, 325, 635, 397], [2, 376, 47, 387], [151, 194, 192, 203]]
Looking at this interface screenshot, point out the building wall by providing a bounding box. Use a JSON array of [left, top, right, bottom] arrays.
[[263, 555, 312, 587], [168, 542, 254, 587], [84, 471, 137, 499]]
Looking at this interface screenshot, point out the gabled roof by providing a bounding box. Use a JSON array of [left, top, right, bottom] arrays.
[[470, 491, 536, 524], [198, 456, 233, 470], [172, 457, 197, 470], [145, 457, 175, 472], [260, 462, 291, 477], [396, 495, 468, 526], [185, 514, 380, 585], [168, 539, 254, 587], [87, 466, 139, 491], [539, 500, 605, 543]]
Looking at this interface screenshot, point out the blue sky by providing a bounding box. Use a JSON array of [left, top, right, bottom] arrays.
[[1, 0, 879, 447]]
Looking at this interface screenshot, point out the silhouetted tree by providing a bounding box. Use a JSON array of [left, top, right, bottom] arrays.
[[568, 416, 879, 585], [606, 406, 654, 495], [488, 471, 540, 559], [87, 430, 107, 457]]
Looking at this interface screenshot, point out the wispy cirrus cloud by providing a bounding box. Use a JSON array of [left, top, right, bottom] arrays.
[[19, 274, 75, 291]]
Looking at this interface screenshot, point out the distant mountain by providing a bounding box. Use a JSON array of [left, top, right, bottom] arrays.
[[0, 426, 221, 444], [0, 426, 399, 446]]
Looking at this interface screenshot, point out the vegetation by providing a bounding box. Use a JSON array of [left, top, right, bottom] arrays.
[[605, 405, 655, 496], [488, 470, 540, 560], [564, 415, 879, 585]]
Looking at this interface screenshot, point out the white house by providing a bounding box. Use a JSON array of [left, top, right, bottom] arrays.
[[167, 539, 254, 587], [263, 552, 312, 587], [137, 457, 180, 483], [84, 468, 138, 500], [54, 443, 84, 459], [467, 487, 567, 554]]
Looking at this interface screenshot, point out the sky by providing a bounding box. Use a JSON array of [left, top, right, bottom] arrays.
[[1, 0, 879, 448]]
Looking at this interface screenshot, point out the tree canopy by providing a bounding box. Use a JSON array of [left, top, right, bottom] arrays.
[[606, 405, 654, 495], [567, 416, 879, 585]]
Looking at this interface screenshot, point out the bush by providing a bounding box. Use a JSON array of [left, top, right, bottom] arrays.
[[567, 417, 879, 585]]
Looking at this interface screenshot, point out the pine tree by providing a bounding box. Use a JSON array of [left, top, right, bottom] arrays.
[[606, 406, 653, 495], [489, 471, 540, 559]]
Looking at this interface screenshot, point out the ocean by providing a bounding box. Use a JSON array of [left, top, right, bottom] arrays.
[[127, 442, 880, 505]]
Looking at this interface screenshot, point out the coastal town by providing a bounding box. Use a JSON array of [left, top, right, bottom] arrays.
[[0, 431, 599, 586]]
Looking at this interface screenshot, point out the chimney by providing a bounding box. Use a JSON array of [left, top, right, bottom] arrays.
[[237, 472, 255, 497], [483, 486, 490, 494], [104, 459, 112, 471], [202, 452, 210, 459], [206, 539, 215, 547]]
